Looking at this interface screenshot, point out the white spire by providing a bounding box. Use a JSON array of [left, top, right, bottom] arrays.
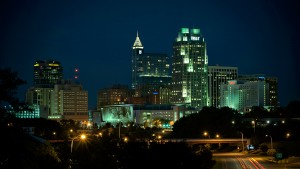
[[133, 31, 143, 49]]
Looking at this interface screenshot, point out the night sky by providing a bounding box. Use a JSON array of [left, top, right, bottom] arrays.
[[1, 0, 299, 109]]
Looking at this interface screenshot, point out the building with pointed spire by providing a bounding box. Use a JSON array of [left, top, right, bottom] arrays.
[[131, 32, 171, 103], [132, 31, 144, 90]]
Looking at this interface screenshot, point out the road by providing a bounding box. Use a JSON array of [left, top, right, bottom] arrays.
[[211, 152, 300, 169]]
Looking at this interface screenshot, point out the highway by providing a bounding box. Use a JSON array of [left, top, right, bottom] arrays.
[[211, 152, 300, 169]]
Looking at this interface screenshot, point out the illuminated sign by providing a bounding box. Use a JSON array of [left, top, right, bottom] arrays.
[[191, 36, 200, 41], [48, 63, 60, 66], [229, 81, 236, 85]]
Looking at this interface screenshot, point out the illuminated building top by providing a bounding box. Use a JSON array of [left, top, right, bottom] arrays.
[[171, 27, 208, 109], [33, 60, 63, 87], [132, 31, 143, 49], [131, 31, 171, 97]]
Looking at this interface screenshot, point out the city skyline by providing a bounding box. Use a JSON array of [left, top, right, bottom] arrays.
[[1, 0, 299, 109]]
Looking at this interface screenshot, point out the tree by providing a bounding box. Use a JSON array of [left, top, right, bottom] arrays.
[[284, 100, 300, 118], [0, 68, 26, 106], [0, 68, 26, 123], [171, 106, 237, 138]]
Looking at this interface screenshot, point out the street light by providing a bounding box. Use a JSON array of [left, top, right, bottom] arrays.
[[266, 135, 273, 149], [157, 135, 162, 144], [216, 134, 221, 149], [203, 131, 210, 139], [124, 137, 128, 143], [240, 132, 244, 152], [71, 134, 86, 153], [118, 121, 122, 139], [252, 120, 256, 135]]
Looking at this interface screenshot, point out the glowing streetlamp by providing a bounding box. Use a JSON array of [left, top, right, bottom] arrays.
[[157, 135, 162, 144], [252, 120, 256, 135], [124, 137, 128, 143], [266, 135, 273, 149], [118, 121, 122, 139], [87, 122, 91, 129], [240, 132, 244, 152], [203, 131, 210, 139], [71, 134, 86, 153]]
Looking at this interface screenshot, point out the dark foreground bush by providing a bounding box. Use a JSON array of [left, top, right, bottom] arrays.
[[72, 139, 215, 169]]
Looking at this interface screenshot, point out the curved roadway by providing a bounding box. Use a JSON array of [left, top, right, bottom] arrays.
[[212, 152, 300, 169]]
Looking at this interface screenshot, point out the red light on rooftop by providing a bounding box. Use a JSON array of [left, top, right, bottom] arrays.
[[229, 81, 236, 85]]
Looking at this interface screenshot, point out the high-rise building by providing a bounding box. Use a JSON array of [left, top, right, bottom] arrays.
[[33, 60, 63, 87], [171, 28, 208, 109], [25, 60, 63, 118], [208, 65, 238, 108], [131, 32, 171, 98], [238, 74, 278, 108], [220, 80, 270, 112], [50, 80, 88, 121]]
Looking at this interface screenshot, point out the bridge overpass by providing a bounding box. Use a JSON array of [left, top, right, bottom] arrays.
[[164, 138, 251, 145]]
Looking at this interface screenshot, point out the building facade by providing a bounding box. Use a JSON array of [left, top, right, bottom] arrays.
[[33, 60, 63, 87], [220, 80, 269, 112], [26, 87, 53, 117], [238, 74, 279, 108], [50, 80, 88, 121], [208, 65, 238, 108], [134, 104, 196, 128], [171, 28, 208, 109], [97, 84, 132, 109], [25, 60, 64, 118], [131, 32, 171, 99]]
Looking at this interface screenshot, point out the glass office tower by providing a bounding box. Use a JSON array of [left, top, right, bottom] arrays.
[[171, 28, 208, 109]]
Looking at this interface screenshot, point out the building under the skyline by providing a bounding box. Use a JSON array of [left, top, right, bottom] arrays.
[[97, 84, 132, 109], [238, 74, 279, 108], [26, 87, 53, 118], [25, 60, 63, 118], [50, 79, 88, 121], [171, 28, 209, 109], [131, 32, 171, 99], [208, 65, 238, 108], [33, 60, 63, 87], [220, 79, 270, 113]]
